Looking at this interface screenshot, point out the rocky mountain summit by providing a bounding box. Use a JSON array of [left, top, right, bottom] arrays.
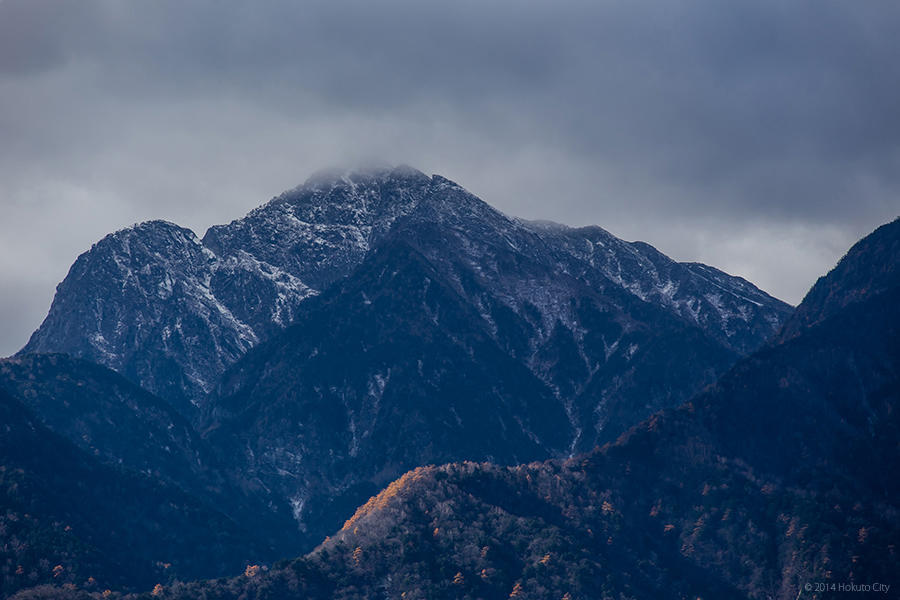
[[22, 166, 791, 417]]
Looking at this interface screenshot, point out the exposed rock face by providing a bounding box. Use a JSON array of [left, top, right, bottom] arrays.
[[21, 220, 284, 416]]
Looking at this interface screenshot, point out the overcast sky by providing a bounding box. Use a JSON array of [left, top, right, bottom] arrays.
[[1, 0, 898, 356]]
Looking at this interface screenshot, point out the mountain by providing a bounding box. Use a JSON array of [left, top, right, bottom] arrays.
[[14, 166, 792, 561], [21, 167, 790, 417], [198, 170, 790, 545], [130, 218, 899, 600]]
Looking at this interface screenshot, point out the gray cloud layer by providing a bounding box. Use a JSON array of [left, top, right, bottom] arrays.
[[1, 0, 898, 355]]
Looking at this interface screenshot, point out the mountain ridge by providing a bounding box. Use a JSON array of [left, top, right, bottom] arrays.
[[778, 217, 900, 341], [21, 166, 792, 413]]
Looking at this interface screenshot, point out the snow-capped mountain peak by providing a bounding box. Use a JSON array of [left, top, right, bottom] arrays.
[[22, 167, 792, 412]]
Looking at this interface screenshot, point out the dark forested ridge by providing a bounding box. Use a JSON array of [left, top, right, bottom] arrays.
[[0, 354, 301, 575], [0, 386, 275, 598]]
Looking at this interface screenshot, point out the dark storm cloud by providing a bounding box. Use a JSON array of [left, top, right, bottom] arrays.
[[1, 0, 898, 355]]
